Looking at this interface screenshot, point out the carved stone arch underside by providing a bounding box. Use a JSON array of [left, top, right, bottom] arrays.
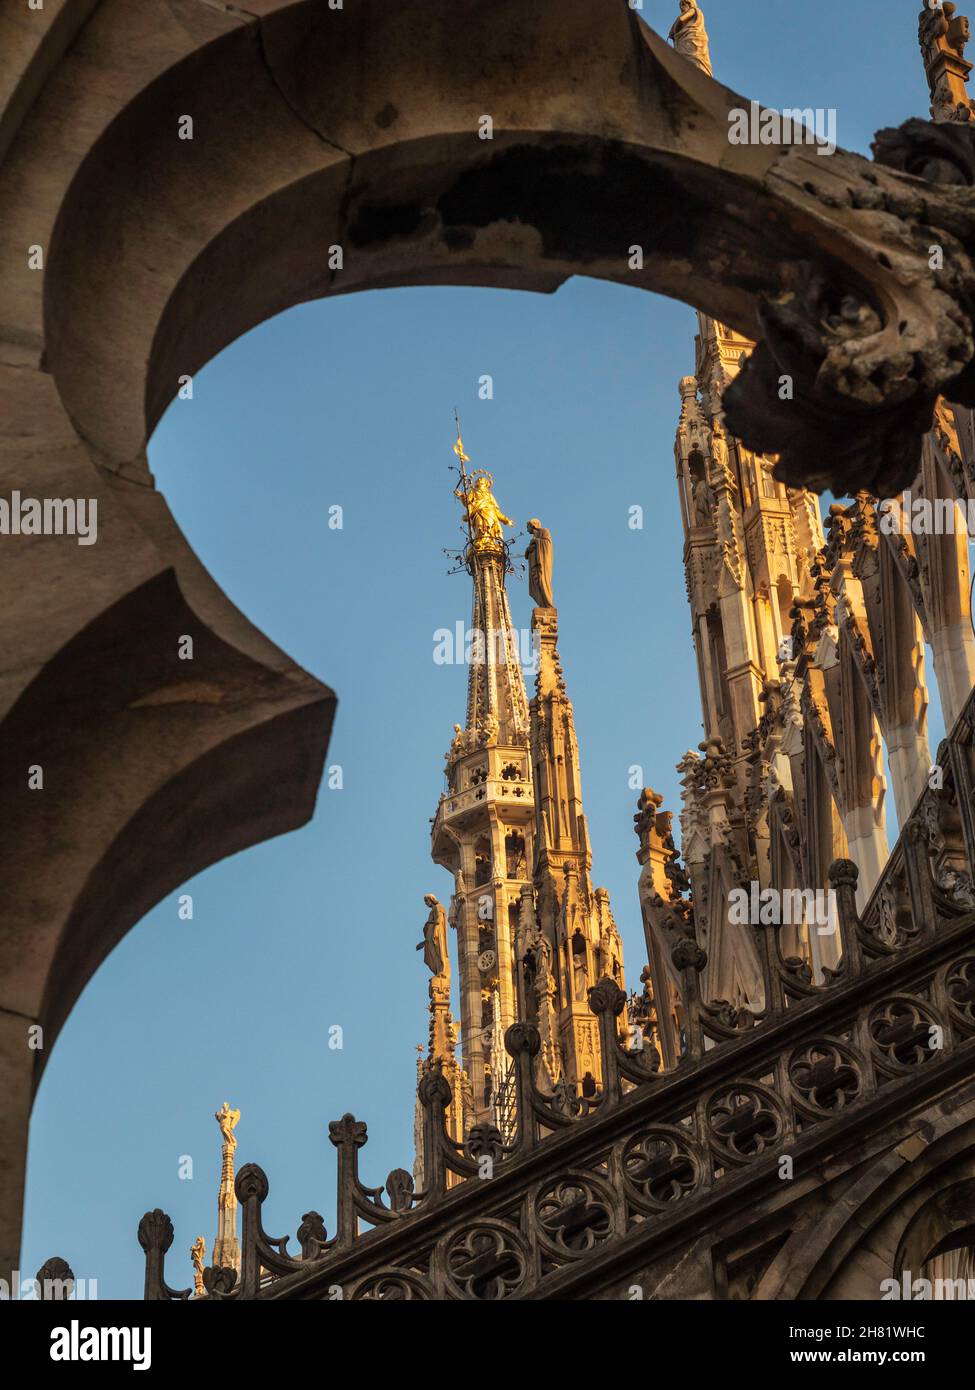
[[752, 1098, 975, 1299], [895, 1177, 975, 1276]]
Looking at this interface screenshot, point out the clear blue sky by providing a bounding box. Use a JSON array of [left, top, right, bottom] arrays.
[[20, 2, 943, 1298]]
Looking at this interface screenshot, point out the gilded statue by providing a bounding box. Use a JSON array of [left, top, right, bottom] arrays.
[[525, 519, 554, 608], [668, 1, 712, 77], [215, 1101, 240, 1148], [456, 473, 513, 551]]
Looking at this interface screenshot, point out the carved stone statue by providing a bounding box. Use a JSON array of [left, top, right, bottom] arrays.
[[710, 418, 730, 474], [514, 884, 534, 961], [948, 4, 971, 58], [445, 722, 467, 777], [214, 1101, 240, 1148], [417, 893, 448, 976], [599, 922, 623, 983], [918, 3, 975, 121], [571, 933, 589, 1001], [190, 1236, 206, 1297], [669, 1, 712, 78], [691, 474, 714, 525], [478, 710, 499, 746], [920, 2, 969, 62], [525, 519, 555, 608], [455, 473, 513, 551]]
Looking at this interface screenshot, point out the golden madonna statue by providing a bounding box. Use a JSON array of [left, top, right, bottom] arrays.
[[455, 472, 514, 552]]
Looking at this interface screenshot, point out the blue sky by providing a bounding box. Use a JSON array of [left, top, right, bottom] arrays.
[[20, 2, 943, 1298]]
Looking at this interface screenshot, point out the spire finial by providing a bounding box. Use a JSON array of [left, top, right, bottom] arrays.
[[452, 407, 469, 466], [211, 1101, 241, 1274], [451, 410, 475, 555]]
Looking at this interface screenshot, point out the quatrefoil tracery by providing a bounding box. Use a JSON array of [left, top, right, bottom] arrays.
[[707, 1085, 784, 1162], [534, 1174, 616, 1256], [868, 997, 942, 1072], [352, 1269, 431, 1301], [789, 1041, 862, 1114], [620, 1128, 702, 1208], [443, 1222, 527, 1300]]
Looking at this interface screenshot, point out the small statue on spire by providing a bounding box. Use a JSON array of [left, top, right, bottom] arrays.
[[214, 1101, 240, 1148], [450, 419, 514, 554], [444, 722, 468, 777], [919, 3, 975, 122], [417, 894, 449, 977], [455, 472, 514, 552], [920, 2, 970, 63], [211, 1102, 241, 1274], [190, 1236, 206, 1298], [525, 519, 555, 608], [668, 1, 713, 78]]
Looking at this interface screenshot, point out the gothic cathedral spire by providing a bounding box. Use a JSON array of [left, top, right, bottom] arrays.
[[430, 441, 536, 1140], [421, 433, 632, 1171]]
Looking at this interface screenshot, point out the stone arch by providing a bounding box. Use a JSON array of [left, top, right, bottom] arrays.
[[752, 1098, 975, 1300], [0, 0, 956, 1281], [895, 1178, 975, 1280]]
